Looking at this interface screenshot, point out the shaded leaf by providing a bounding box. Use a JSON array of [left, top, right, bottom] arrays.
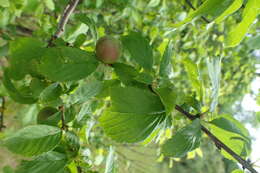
[[155, 86, 177, 115], [3, 70, 37, 104], [122, 32, 153, 70]]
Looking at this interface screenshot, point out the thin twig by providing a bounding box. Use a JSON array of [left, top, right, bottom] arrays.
[[59, 106, 68, 131], [0, 97, 6, 131], [48, 0, 80, 46], [175, 105, 258, 173], [184, 0, 210, 23]]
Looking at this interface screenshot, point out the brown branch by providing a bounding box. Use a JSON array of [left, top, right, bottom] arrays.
[[175, 105, 258, 173], [48, 0, 80, 46], [184, 0, 210, 23], [0, 97, 6, 131], [59, 106, 68, 131]]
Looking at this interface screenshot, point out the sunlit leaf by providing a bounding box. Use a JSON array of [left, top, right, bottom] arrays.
[[3, 125, 62, 156], [162, 119, 201, 157]]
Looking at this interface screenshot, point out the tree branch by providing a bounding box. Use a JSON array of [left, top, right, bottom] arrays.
[[175, 105, 258, 173], [0, 97, 6, 131], [48, 0, 80, 46], [184, 0, 210, 23]]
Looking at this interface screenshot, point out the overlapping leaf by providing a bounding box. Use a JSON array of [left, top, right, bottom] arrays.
[[122, 32, 153, 70], [100, 86, 166, 143], [38, 46, 98, 82]]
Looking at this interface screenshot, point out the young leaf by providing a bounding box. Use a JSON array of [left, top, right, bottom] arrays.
[[15, 151, 67, 173], [183, 58, 202, 99], [173, 0, 234, 27], [215, 0, 243, 23], [155, 86, 178, 115], [38, 47, 98, 82], [122, 32, 153, 70], [225, 0, 260, 47], [3, 125, 62, 156], [113, 63, 138, 84], [162, 119, 201, 157], [207, 57, 221, 112], [159, 40, 174, 79]]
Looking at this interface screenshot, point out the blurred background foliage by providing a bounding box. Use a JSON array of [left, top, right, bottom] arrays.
[[0, 0, 260, 172]]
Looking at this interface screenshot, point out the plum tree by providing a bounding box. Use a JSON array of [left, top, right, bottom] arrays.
[[95, 36, 121, 64]]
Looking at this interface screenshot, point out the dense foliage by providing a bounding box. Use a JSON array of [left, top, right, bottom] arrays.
[[0, 0, 260, 173]]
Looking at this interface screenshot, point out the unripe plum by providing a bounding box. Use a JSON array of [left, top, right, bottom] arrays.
[[95, 36, 121, 64]]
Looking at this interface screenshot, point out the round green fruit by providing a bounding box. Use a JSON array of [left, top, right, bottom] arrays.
[[95, 36, 121, 64], [37, 107, 58, 124]]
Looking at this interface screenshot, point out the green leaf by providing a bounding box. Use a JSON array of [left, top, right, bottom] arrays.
[[105, 146, 116, 173], [225, 0, 260, 47], [231, 169, 244, 173], [2, 165, 14, 173], [113, 63, 138, 84], [134, 72, 154, 85], [109, 86, 165, 114], [122, 32, 153, 70], [38, 47, 98, 82], [99, 86, 166, 143], [159, 40, 174, 79], [3, 70, 37, 104], [39, 83, 62, 103], [162, 119, 201, 157], [210, 115, 250, 140], [0, 0, 10, 7], [148, 0, 160, 7], [210, 114, 251, 157], [207, 57, 221, 112], [99, 110, 165, 143], [16, 151, 67, 173], [183, 58, 202, 99], [246, 35, 260, 49], [4, 125, 62, 156], [155, 86, 178, 115], [76, 14, 98, 42], [68, 79, 103, 104], [63, 131, 80, 158], [173, 0, 234, 27], [9, 37, 45, 80], [44, 0, 55, 11], [215, 0, 243, 23], [209, 121, 249, 160]]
